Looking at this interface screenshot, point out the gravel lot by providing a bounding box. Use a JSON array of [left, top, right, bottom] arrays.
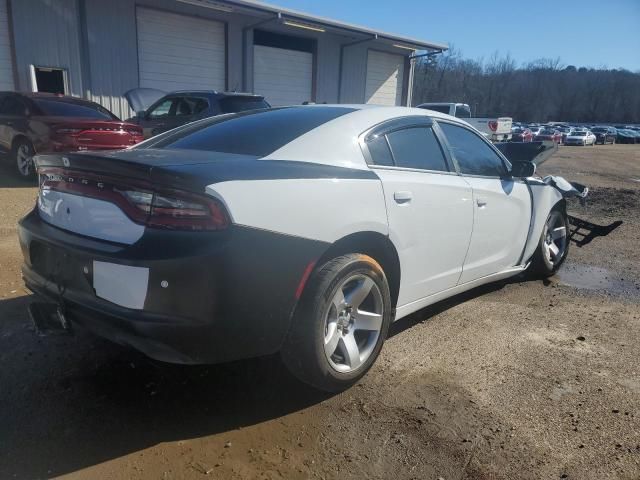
[[1, 144, 639, 480]]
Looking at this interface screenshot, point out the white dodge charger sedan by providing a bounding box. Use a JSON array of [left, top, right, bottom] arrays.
[[19, 105, 582, 392]]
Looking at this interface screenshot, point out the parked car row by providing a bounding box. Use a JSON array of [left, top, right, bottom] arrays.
[[0, 89, 271, 178], [511, 122, 640, 145]]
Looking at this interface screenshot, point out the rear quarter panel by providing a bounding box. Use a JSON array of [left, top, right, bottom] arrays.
[[206, 177, 389, 243]]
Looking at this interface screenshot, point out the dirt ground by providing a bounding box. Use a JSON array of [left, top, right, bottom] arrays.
[[1, 144, 639, 480]]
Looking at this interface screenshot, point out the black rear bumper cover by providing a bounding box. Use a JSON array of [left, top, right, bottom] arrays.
[[19, 210, 328, 364]]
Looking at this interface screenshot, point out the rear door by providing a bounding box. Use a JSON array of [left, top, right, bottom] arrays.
[[361, 117, 474, 307], [438, 121, 531, 283]]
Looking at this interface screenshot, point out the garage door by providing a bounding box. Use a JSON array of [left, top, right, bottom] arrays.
[[136, 8, 225, 91], [365, 50, 405, 106], [0, 0, 14, 90], [253, 45, 313, 107]]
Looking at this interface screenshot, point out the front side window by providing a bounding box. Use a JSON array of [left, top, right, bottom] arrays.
[[454, 104, 471, 118], [439, 122, 507, 177], [147, 99, 175, 119]]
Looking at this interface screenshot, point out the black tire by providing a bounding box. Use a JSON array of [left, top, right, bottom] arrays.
[[281, 254, 392, 392], [11, 138, 36, 178], [528, 208, 570, 278]]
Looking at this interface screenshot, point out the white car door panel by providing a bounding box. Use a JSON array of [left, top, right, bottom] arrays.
[[437, 121, 532, 284], [378, 169, 474, 305], [459, 178, 530, 283], [361, 120, 474, 307]]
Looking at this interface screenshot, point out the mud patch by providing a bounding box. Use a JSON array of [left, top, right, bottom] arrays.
[[555, 263, 640, 299]]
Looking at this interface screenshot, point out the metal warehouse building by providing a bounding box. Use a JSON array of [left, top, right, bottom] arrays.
[[0, 0, 446, 119]]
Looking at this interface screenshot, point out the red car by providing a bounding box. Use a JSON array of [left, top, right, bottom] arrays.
[[535, 129, 562, 144], [511, 127, 533, 142], [0, 92, 143, 178]]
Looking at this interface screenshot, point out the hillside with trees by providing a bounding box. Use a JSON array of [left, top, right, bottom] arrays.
[[411, 48, 640, 124]]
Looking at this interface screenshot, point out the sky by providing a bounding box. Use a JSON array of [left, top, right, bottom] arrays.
[[266, 0, 640, 71]]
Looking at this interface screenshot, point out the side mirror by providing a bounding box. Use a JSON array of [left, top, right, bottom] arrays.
[[136, 110, 146, 119], [510, 161, 536, 178]]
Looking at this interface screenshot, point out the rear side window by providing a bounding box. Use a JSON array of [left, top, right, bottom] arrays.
[[175, 97, 209, 117], [386, 127, 449, 171], [439, 122, 507, 177], [0, 95, 28, 116], [454, 104, 471, 118], [219, 96, 270, 114], [366, 134, 394, 166], [156, 106, 355, 157]]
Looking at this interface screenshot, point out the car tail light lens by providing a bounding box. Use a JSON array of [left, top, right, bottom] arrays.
[[488, 121, 498, 132], [39, 169, 229, 231]]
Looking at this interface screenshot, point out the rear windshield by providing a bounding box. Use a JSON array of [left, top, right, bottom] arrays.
[[33, 99, 117, 120], [219, 96, 270, 114], [154, 106, 355, 157], [591, 127, 606, 132]]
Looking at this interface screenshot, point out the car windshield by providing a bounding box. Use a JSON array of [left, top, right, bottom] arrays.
[[219, 96, 270, 114], [541, 130, 555, 134], [572, 131, 586, 136], [591, 128, 606, 132], [33, 99, 117, 120], [149, 106, 355, 156], [513, 128, 524, 133]]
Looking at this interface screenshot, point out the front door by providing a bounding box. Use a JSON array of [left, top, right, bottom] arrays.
[[437, 121, 531, 283], [362, 118, 474, 307]]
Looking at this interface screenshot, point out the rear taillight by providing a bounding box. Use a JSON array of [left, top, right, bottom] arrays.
[[39, 169, 228, 231], [488, 121, 498, 132]]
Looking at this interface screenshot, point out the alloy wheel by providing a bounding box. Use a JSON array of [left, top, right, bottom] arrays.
[[16, 144, 33, 177], [542, 212, 568, 268], [323, 274, 384, 373]]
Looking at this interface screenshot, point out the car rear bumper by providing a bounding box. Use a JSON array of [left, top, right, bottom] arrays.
[[18, 209, 327, 364]]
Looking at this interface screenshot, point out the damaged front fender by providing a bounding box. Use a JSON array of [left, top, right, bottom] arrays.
[[542, 176, 589, 205]]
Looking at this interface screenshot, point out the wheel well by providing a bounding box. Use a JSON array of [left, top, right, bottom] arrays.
[[317, 232, 401, 309], [11, 135, 31, 152]]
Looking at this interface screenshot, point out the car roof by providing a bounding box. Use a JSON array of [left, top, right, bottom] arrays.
[[262, 104, 473, 169], [167, 90, 264, 98]]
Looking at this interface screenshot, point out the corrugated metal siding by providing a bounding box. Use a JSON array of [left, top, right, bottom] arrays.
[[7, 0, 411, 119], [83, 0, 138, 120], [10, 0, 83, 96], [136, 7, 226, 91], [339, 42, 367, 103], [365, 50, 404, 106], [0, 0, 14, 90], [315, 34, 341, 103], [253, 45, 312, 106]]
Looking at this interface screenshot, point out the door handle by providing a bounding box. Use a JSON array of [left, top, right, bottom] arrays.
[[393, 191, 413, 204], [476, 198, 487, 208]]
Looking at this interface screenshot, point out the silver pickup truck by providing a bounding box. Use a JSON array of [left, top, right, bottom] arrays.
[[417, 102, 512, 142]]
